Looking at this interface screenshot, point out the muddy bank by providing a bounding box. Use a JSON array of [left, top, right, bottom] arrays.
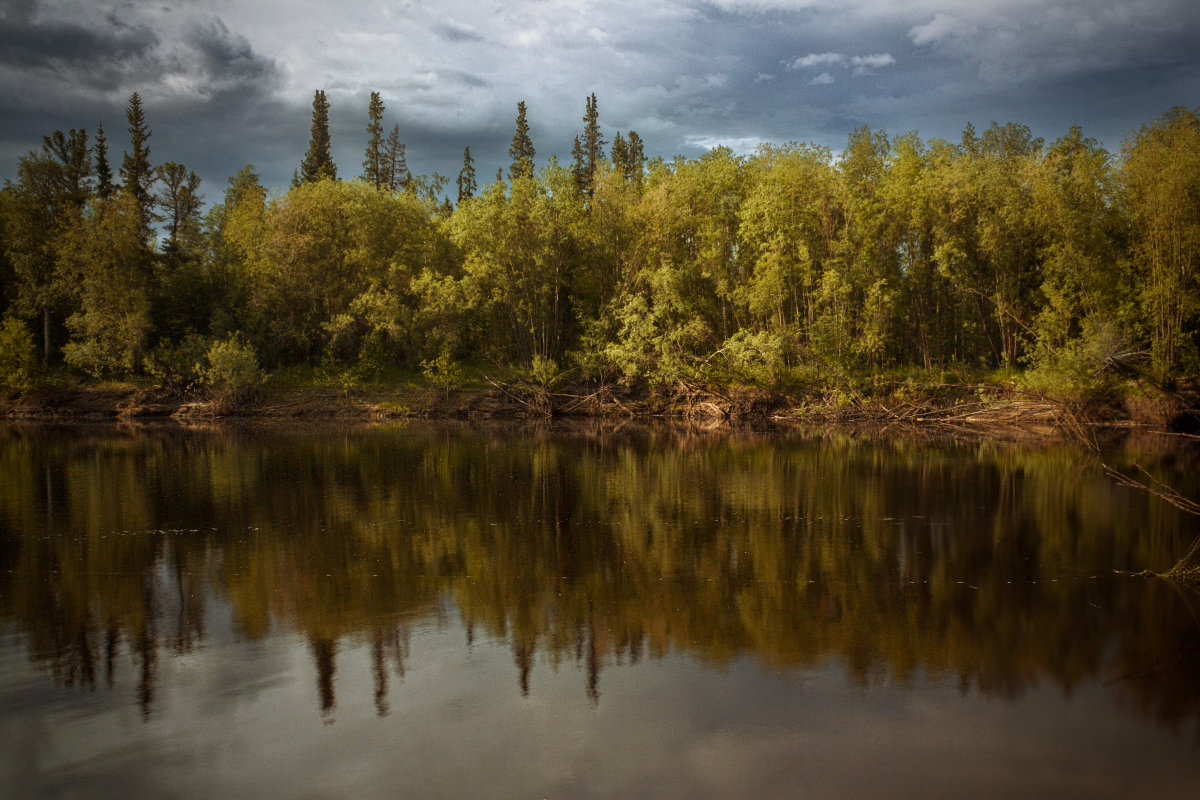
[[3, 376, 1197, 438]]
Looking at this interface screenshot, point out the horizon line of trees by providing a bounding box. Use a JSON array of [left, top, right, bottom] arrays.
[[1, 90, 1198, 395]]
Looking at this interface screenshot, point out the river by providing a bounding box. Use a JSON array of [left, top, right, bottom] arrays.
[[1, 422, 1198, 798]]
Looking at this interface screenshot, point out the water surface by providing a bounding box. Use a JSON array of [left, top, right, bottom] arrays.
[[1, 422, 1198, 798]]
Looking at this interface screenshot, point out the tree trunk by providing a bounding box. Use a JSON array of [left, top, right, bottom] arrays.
[[43, 305, 51, 365]]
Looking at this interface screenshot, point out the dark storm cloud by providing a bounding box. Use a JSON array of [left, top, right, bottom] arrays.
[[0, 11, 157, 74], [185, 18, 277, 88], [2, 1, 1198, 195], [0, 1, 287, 194]]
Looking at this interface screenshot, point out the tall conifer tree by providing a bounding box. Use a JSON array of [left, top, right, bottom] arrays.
[[119, 92, 155, 241], [571, 93, 605, 197], [362, 92, 385, 188], [299, 89, 336, 183], [382, 124, 410, 192], [610, 132, 629, 176], [94, 122, 114, 199], [457, 147, 477, 205], [626, 130, 646, 186], [507, 101, 535, 181]]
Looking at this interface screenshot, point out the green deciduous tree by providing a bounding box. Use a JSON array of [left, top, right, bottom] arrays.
[[450, 159, 585, 365], [1121, 107, 1200, 376], [249, 179, 441, 364], [59, 193, 152, 376], [4, 130, 94, 363]]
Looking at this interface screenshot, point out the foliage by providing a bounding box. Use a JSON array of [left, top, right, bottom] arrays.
[[421, 347, 463, 400], [298, 90, 336, 183], [3, 96, 1199, 406], [203, 335, 262, 408], [59, 194, 152, 378], [0, 315, 37, 390], [507, 101, 536, 181], [144, 332, 210, 392]]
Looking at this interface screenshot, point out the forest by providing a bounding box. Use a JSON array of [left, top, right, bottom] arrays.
[[0, 91, 1198, 415]]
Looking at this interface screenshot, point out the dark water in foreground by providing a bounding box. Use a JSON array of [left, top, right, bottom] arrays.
[[1, 422, 1198, 799]]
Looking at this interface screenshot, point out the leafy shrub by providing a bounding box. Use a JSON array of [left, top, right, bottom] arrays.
[[421, 347, 463, 400], [0, 316, 37, 391], [144, 333, 210, 392], [204, 336, 263, 410], [720, 329, 788, 385]]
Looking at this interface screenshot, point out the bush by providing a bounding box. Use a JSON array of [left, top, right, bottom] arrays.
[[144, 333, 210, 392], [421, 347, 463, 400], [0, 316, 37, 391], [204, 336, 263, 410]]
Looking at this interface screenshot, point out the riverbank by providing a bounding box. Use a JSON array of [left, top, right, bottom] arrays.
[[3, 367, 1196, 436]]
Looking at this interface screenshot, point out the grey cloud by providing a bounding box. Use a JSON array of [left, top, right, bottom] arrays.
[[185, 18, 278, 88], [908, 13, 976, 47], [2, 0, 1198, 195], [0, 0, 39, 23], [0, 14, 157, 71], [431, 20, 485, 43]]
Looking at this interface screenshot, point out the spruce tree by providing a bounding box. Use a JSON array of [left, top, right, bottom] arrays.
[[626, 130, 645, 185], [572, 93, 605, 196], [119, 92, 155, 241], [610, 132, 629, 178], [571, 136, 585, 188], [94, 123, 113, 199], [507, 101, 535, 181], [299, 89, 336, 182], [457, 146, 477, 205], [382, 124, 410, 192], [362, 91, 385, 188]]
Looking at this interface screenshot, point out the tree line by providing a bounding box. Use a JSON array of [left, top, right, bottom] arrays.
[[1, 90, 1197, 397]]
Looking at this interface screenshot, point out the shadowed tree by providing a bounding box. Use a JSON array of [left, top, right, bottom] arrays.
[[119, 92, 155, 243], [610, 132, 628, 177], [93, 123, 113, 200], [457, 147, 476, 205], [382, 124, 409, 193], [5, 129, 92, 363], [155, 163, 202, 252], [362, 92, 385, 189], [299, 90, 336, 183]]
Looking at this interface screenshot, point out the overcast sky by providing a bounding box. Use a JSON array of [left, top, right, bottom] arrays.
[[2, 0, 1198, 199]]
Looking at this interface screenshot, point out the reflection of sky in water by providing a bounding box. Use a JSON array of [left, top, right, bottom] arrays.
[[3, 602, 1198, 799], [0, 424, 1198, 797]]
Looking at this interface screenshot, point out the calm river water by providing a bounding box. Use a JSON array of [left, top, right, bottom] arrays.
[[1, 422, 1198, 798]]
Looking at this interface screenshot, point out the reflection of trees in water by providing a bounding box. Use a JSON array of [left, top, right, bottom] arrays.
[[0, 425, 1197, 731]]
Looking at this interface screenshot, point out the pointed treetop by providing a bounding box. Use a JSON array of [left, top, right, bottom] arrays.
[[362, 91, 386, 188], [457, 146, 477, 205], [382, 123, 410, 193], [94, 123, 114, 199], [299, 89, 337, 183], [507, 101, 535, 181], [120, 91, 156, 241]]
